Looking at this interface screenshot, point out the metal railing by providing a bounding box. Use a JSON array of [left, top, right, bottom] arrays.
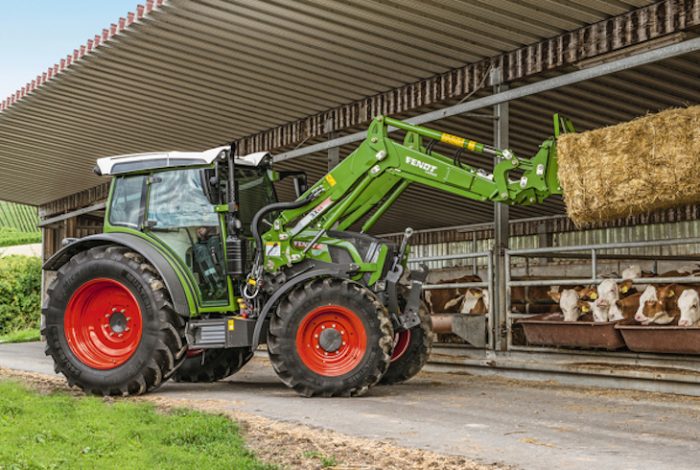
[[408, 250, 494, 349], [505, 237, 700, 354]]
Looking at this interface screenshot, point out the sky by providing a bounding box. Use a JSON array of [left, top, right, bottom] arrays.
[[0, 0, 138, 100]]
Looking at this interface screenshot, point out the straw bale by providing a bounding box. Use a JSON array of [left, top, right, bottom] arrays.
[[557, 105, 700, 226]]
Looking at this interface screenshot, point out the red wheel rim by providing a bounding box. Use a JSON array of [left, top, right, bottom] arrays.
[[64, 278, 143, 370], [296, 305, 367, 377], [186, 348, 204, 358], [390, 329, 411, 362]]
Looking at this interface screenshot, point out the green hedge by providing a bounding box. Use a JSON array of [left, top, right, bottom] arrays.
[[0, 256, 42, 335], [0, 227, 42, 248]]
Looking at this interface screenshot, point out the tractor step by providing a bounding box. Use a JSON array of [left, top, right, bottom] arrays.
[[186, 316, 262, 349]]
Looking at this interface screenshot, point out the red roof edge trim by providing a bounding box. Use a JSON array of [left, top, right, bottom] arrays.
[[0, 1, 166, 114]]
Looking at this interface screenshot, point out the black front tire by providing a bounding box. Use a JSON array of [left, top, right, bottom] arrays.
[[267, 278, 393, 397], [380, 299, 432, 385], [42, 245, 187, 396], [174, 348, 254, 383]]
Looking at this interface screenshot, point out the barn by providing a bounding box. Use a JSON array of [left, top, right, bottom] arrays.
[[2, 0, 700, 394]]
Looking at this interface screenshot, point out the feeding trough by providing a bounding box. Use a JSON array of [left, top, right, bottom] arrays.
[[616, 324, 700, 355], [517, 313, 626, 350]]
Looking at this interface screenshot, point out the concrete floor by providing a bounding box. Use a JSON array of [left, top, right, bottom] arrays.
[[2, 342, 699, 470]]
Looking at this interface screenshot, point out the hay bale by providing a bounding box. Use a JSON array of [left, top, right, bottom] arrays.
[[557, 105, 700, 226]]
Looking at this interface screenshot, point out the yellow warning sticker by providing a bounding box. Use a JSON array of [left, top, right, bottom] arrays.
[[440, 133, 465, 148], [325, 173, 337, 187], [228, 319, 235, 331]]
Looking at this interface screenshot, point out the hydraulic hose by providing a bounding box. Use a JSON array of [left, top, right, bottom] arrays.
[[250, 193, 316, 269]]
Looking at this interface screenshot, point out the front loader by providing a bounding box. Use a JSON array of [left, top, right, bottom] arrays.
[[42, 115, 573, 397]]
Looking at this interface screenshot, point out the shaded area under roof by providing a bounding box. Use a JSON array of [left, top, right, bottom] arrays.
[[0, 0, 652, 206]]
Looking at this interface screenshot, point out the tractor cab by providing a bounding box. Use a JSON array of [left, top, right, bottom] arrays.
[[97, 147, 277, 305]]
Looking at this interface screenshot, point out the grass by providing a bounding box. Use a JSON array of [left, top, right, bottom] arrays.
[[0, 328, 40, 344], [0, 228, 41, 248], [0, 380, 275, 469], [302, 450, 337, 468], [0, 232, 42, 248]]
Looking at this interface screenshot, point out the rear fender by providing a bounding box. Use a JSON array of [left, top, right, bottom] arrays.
[[43, 233, 192, 316]]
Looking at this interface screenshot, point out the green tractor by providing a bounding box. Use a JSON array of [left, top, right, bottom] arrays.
[[42, 115, 570, 397]]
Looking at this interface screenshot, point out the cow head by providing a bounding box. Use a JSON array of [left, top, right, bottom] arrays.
[[591, 279, 622, 322], [577, 286, 597, 300], [634, 285, 658, 323], [552, 289, 590, 321], [640, 300, 675, 325], [637, 285, 679, 325], [460, 288, 486, 314], [678, 289, 700, 327]]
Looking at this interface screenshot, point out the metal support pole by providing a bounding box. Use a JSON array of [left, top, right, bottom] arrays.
[[491, 66, 509, 352], [591, 249, 598, 280], [472, 232, 478, 274]]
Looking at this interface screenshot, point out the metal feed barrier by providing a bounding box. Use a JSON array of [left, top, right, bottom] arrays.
[[505, 237, 700, 356], [407, 251, 494, 350], [412, 237, 700, 395]]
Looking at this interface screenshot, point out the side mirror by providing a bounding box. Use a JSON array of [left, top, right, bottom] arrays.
[[277, 171, 308, 199]]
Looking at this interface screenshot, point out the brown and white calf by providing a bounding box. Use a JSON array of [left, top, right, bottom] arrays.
[[442, 287, 489, 315], [548, 286, 597, 321], [634, 284, 688, 325], [425, 275, 483, 314]]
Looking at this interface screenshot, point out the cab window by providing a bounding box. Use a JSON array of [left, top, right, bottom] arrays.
[[147, 170, 218, 228], [109, 175, 146, 228]]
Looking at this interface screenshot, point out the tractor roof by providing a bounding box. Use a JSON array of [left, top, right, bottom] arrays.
[[95, 146, 270, 176]]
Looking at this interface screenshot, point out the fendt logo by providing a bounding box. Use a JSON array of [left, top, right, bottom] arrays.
[[405, 156, 437, 177]]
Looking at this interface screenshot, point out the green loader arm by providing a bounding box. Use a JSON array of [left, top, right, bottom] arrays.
[[259, 115, 566, 273]]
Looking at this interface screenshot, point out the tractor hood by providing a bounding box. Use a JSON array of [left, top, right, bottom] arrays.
[[95, 146, 271, 176]]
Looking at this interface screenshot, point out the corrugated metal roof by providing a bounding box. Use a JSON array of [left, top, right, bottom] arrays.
[[0, 0, 653, 207]]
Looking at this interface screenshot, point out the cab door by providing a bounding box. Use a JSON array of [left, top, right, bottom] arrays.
[[144, 169, 228, 305]]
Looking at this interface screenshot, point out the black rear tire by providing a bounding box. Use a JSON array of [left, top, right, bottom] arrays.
[[379, 299, 432, 385], [174, 348, 254, 383], [42, 245, 187, 396], [268, 278, 393, 397]]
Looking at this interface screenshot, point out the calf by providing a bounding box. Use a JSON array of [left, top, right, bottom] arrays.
[[635, 284, 685, 325], [614, 292, 642, 321], [549, 286, 597, 321], [678, 289, 700, 327], [425, 275, 482, 314], [592, 279, 623, 322], [633, 285, 659, 323], [442, 287, 489, 315]]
